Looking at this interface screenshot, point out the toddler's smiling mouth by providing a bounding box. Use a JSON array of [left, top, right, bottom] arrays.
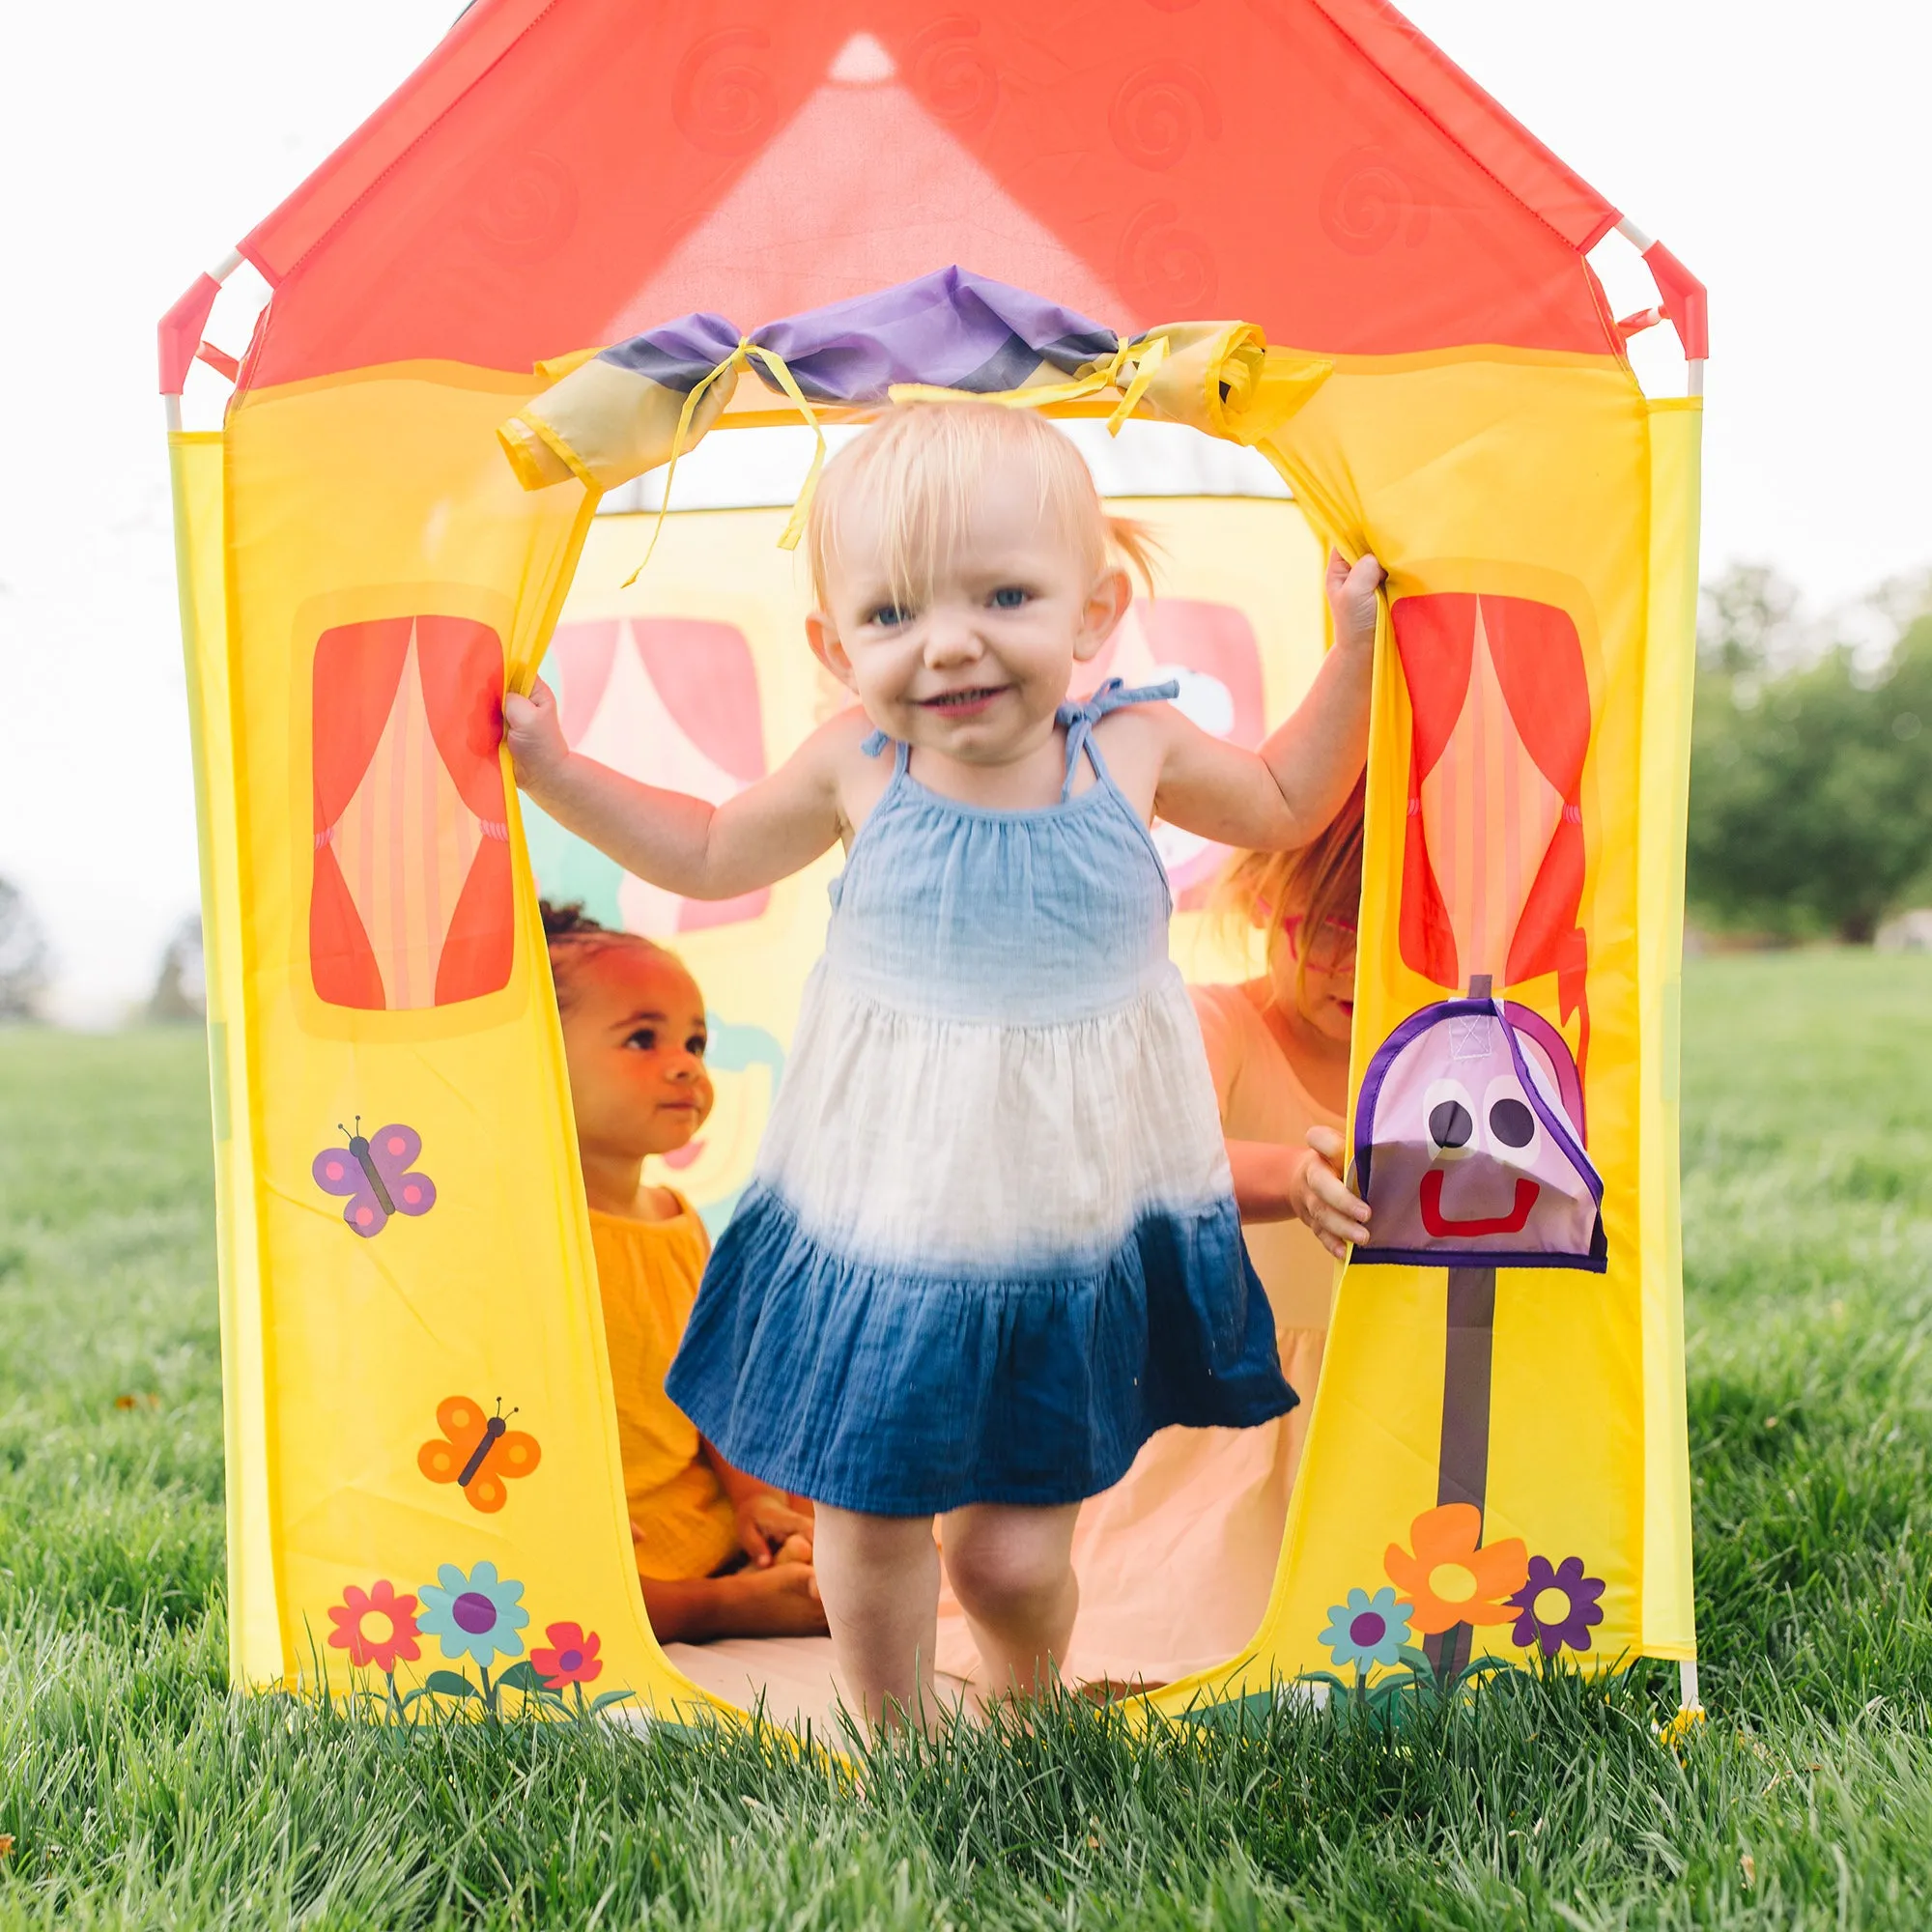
[[919, 685, 1009, 715]]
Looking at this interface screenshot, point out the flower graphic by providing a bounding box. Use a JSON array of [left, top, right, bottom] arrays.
[[1317, 1586, 1413, 1670], [530, 1622, 604, 1689], [327, 1579, 421, 1672], [1383, 1503, 1529, 1634], [1507, 1553, 1606, 1658], [416, 1561, 528, 1667]]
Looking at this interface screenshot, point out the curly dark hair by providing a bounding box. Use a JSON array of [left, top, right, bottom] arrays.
[[540, 898, 612, 942], [539, 899, 666, 1011]]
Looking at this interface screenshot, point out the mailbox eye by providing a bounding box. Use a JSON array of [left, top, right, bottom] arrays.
[[1423, 1079, 1478, 1160], [1481, 1074, 1543, 1163]]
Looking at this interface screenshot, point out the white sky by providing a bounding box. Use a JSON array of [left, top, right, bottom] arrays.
[[2, 1, 1925, 1020]]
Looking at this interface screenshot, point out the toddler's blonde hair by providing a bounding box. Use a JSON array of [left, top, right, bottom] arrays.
[[1217, 776, 1366, 1017], [805, 401, 1156, 611]]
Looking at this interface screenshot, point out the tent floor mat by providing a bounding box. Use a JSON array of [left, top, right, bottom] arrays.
[[661, 1634, 974, 1736]]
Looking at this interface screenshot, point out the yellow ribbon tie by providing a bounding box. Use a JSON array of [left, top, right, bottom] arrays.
[[625, 339, 832, 581], [882, 331, 1173, 433], [740, 343, 828, 553], [624, 343, 747, 586], [1106, 333, 1170, 436], [885, 335, 1139, 415]]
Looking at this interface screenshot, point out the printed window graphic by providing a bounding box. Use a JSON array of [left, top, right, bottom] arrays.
[[310, 615, 513, 1009]]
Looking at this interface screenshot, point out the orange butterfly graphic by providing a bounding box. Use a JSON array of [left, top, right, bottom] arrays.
[[417, 1396, 541, 1513]]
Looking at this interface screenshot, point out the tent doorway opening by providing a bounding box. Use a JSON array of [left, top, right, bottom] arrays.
[[538, 407, 1334, 1732]]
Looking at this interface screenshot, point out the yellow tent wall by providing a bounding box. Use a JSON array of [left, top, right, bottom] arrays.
[[1206, 362, 1703, 1702], [173, 364, 1699, 1718]]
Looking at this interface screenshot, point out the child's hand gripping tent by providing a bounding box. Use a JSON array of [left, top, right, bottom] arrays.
[[163, 0, 1708, 1728]]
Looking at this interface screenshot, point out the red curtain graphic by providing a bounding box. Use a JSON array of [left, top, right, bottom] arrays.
[[418, 618, 516, 1005], [311, 619, 412, 1009], [310, 616, 512, 1010], [1391, 592, 1591, 1033]]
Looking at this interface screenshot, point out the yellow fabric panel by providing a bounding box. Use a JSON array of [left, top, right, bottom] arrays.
[[215, 372, 720, 1718], [1148, 353, 1687, 1711], [1637, 398, 1703, 1658], [587, 1206, 739, 1584], [170, 430, 280, 1682]]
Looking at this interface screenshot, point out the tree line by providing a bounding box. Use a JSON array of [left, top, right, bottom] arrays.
[[1688, 564, 1932, 942]]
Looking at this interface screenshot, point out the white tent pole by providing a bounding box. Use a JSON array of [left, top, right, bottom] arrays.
[[163, 250, 247, 431], [1615, 219, 1704, 398], [1679, 1658, 1701, 1712]]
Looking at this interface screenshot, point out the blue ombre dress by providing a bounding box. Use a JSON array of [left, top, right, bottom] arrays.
[[665, 680, 1294, 1515]]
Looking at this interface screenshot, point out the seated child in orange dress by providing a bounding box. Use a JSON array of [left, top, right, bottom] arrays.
[[544, 901, 827, 1643]]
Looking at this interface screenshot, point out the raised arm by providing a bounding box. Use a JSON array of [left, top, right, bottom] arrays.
[[1151, 551, 1382, 851], [502, 679, 849, 899]]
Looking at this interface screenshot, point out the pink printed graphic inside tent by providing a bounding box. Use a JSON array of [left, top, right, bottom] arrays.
[[545, 618, 771, 935]]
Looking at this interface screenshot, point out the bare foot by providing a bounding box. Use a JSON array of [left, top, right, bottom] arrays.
[[1078, 1677, 1169, 1703]]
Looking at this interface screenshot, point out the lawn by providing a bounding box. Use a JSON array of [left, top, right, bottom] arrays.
[[0, 951, 1928, 1928]]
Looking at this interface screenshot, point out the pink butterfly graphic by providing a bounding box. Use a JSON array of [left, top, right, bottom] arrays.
[[313, 1118, 437, 1238]]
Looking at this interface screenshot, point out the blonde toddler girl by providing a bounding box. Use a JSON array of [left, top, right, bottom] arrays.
[[506, 403, 1378, 1725]]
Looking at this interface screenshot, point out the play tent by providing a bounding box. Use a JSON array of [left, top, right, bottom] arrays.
[[164, 0, 1708, 1726]]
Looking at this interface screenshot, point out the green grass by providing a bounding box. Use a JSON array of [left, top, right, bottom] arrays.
[[1, 952, 1929, 1927]]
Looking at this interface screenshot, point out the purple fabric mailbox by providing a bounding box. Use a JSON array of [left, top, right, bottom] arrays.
[[1352, 997, 1605, 1272]]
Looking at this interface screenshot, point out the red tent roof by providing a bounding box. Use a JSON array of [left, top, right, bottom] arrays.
[[225, 0, 1642, 395]]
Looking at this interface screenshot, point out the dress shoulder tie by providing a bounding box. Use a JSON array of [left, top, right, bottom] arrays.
[[1056, 676, 1180, 799]]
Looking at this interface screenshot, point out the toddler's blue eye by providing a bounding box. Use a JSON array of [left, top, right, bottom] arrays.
[[989, 586, 1029, 610], [868, 603, 911, 628]]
